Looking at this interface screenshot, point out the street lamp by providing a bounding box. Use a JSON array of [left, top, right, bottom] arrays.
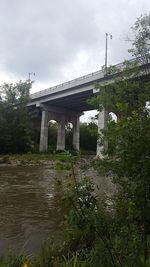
[[105, 33, 112, 75], [28, 72, 35, 82]]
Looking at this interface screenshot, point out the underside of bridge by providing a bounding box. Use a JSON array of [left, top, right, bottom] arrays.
[[43, 90, 94, 112], [29, 88, 103, 156], [28, 78, 109, 156]]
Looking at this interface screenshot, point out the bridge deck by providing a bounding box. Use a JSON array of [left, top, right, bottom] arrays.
[[29, 58, 150, 112], [30, 59, 129, 100]]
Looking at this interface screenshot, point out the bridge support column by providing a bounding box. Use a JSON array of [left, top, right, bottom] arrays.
[[73, 116, 80, 150], [96, 107, 108, 158], [39, 110, 49, 152], [57, 115, 65, 151]]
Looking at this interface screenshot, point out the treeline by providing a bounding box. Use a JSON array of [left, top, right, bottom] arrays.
[[0, 81, 33, 153], [48, 121, 97, 153], [0, 84, 97, 154]]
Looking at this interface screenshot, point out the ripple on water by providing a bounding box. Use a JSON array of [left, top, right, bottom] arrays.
[[0, 165, 61, 255]]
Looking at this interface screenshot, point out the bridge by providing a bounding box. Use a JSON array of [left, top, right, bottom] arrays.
[[28, 59, 150, 157]]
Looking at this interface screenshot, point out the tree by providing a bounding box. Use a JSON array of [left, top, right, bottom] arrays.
[[90, 14, 150, 119], [80, 122, 97, 152], [0, 81, 34, 153], [65, 122, 97, 152], [90, 14, 150, 263], [128, 13, 150, 65]]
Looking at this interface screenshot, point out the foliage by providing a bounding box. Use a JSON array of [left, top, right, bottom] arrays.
[[0, 81, 97, 154], [0, 81, 34, 153], [47, 121, 97, 153], [0, 153, 54, 165], [32, 241, 61, 267], [89, 61, 150, 118], [89, 14, 150, 118], [65, 122, 97, 152], [89, 13, 150, 265], [80, 122, 97, 152], [128, 13, 150, 64], [0, 253, 28, 267], [95, 111, 150, 258], [53, 151, 150, 266]]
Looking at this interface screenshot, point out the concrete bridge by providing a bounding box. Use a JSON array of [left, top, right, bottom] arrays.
[[28, 59, 150, 156]]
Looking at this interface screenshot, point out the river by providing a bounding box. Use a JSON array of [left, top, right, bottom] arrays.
[[0, 164, 64, 255], [0, 163, 114, 255]]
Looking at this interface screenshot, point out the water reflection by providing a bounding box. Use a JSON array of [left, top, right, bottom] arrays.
[[0, 165, 62, 255]]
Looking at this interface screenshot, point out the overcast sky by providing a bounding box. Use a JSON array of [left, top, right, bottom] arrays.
[[0, 0, 149, 120]]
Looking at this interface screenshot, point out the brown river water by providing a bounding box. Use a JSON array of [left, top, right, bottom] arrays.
[[0, 163, 114, 255], [0, 165, 64, 255]]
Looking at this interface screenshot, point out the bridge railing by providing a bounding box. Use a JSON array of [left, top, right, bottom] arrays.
[[31, 57, 149, 100], [31, 69, 104, 99]]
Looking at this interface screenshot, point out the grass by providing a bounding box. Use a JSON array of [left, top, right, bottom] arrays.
[[0, 152, 95, 166], [0, 253, 28, 267], [8, 153, 54, 161], [0, 153, 55, 165]]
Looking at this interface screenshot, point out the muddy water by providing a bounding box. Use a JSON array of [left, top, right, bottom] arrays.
[[0, 163, 114, 255], [0, 165, 64, 255]]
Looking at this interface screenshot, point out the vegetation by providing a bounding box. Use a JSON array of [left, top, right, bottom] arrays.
[[0, 82, 97, 154], [0, 253, 28, 267], [0, 81, 34, 153], [47, 121, 97, 153], [80, 122, 97, 153], [0, 13, 150, 267]]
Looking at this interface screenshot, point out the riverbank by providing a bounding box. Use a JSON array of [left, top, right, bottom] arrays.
[[0, 153, 55, 166], [0, 153, 94, 172], [0, 153, 95, 167]]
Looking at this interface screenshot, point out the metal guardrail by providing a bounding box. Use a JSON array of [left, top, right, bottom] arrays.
[[30, 57, 149, 100], [31, 69, 104, 99]]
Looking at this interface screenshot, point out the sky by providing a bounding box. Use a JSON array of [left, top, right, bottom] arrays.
[[0, 0, 149, 121]]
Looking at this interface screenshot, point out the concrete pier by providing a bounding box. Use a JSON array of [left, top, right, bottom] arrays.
[[39, 104, 82, 152], [56, 115, 66, 150], [39, 110, 49, 152], [73, 116, 80, 150], [96, 107, 108, 158]]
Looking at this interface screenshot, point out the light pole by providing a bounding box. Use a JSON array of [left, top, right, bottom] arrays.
[[105, 33, 112, 75], [28, 72, 35, 82]]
